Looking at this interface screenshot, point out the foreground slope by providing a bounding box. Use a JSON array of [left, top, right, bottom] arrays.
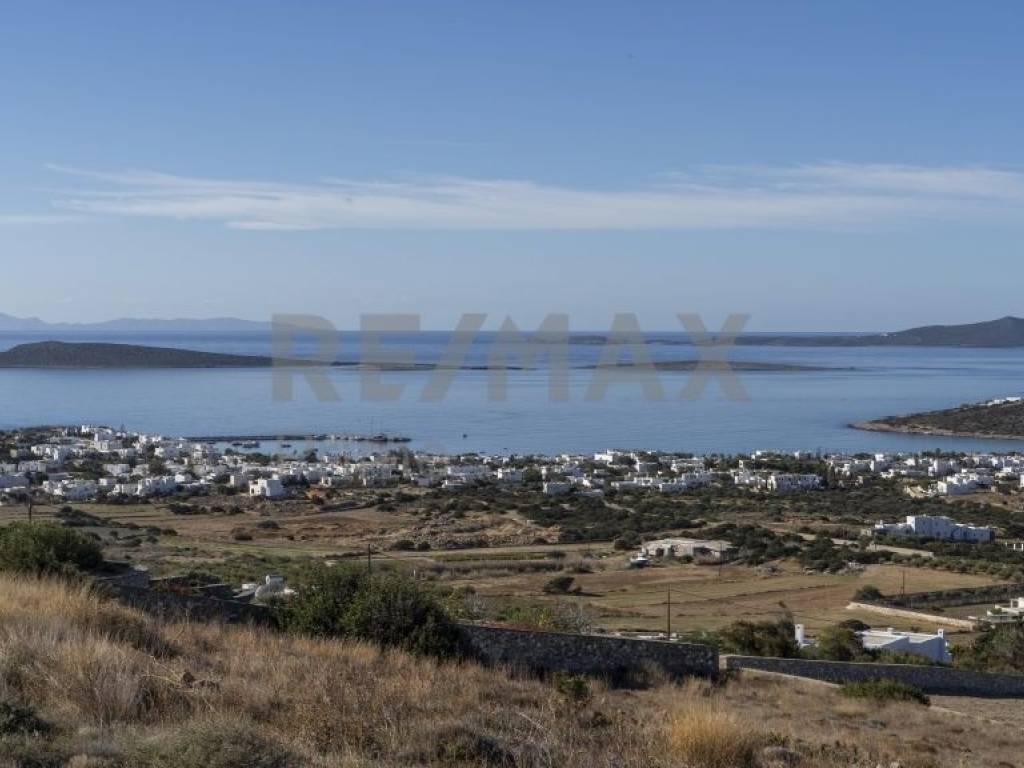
[[1, 576, 1023, 767]]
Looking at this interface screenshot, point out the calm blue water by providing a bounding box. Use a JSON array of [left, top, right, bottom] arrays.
[[1, 332, 1022, 455]]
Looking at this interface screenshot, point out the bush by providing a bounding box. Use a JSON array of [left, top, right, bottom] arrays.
[[719, 618, 800, 658], [552, 671, 591, 704], [543, 575, 577, 594], [839, 679, 930, 706], [813, 625, 871, 662], [275, 565, 464, 658], [0, 522, 103, 575], [956, 623, 1024, 673], [130, 719, 298, 768], [0, 700, 49, 737], [854, 585, 883, 601]]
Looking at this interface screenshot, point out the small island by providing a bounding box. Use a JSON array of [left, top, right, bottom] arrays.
[[0, 340, 843, 373], [853, 397, 1024, 440], [0, 341, 317, 369]]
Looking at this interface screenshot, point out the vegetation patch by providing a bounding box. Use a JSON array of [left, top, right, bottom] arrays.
[[664, 695, 768, 768], [0, 522, 103, 575], [0, 700, 50, 737], [274, 565, 464, 658], [839, 679, 930, 706], [129, 719, 298, 768]]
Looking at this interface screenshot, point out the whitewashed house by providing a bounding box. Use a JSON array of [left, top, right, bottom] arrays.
[[249, 477, 286, 499], [873, 515, 994, 543]]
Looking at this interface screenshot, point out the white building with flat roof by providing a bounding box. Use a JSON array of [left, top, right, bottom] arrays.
[[859, 628, 952, 664], [640, 538, 733, 560], [795, 624, 951, 663], [873, 515, 994, 542], [249, 477, 285, 499]]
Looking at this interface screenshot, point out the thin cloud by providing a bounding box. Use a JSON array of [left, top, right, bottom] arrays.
[[0, 213, 89, 225], [43, 162, 1024, 232]]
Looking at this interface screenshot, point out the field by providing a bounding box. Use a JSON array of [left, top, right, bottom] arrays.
[[428, 555, 997, 637], [0, 493, 1004, 645]]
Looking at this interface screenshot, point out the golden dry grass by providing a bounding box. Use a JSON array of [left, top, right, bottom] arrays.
[[2, 574, 1023, 768], [664, 683, 767, 768]]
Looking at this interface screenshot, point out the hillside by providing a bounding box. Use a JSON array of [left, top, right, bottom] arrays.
[[855, 398, 1024, 439], [739, 316, 1024, 348], [0, 575, 1020, 768], [0, 341, 288, 368], [563, 316, 1024, 349]]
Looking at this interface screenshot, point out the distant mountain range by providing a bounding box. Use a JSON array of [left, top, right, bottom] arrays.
[[0, 312, 269, 332], [2, 313, 1023, 346]]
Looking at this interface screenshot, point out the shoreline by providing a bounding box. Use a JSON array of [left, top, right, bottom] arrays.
[[849, 420, 1024, 442], [186, 433, 412, 444]]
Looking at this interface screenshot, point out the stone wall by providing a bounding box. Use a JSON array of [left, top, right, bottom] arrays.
[[871, 582, 1024, 610], [103, 583, 271, 624], [461, 623, 717, 680], [725, 655, 1024, 698]]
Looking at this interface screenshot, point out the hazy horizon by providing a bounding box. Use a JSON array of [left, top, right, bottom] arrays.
[[1, 309, 1021, 335]]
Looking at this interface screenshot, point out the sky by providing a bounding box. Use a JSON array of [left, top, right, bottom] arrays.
[[1, 0, 1022, 331]]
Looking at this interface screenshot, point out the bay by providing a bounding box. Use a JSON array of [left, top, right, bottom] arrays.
[[1, 331, 1022, 455]]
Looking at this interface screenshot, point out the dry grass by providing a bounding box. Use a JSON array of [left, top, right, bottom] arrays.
[[0, 574, 667, 767], [664, 684, 767, 768], [2, 574, 1024, 768]]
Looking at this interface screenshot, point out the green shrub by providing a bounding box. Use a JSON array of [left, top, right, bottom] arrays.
[[956, 623, 1024, 673], [853, 585, 883, 601], [552, 671, 591, 704], [0, 522, 103, 575], [812, 625, 872, 662], [719, 618, 800, 658], [275, 565, 463, 658], [839, 679, 930, 706], [129, 719, 298, 768]]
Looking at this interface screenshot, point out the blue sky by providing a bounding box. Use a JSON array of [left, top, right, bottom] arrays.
[[2, 0, 1023, 330]]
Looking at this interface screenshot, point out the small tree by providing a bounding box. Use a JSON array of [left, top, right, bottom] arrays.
[[719, 618, 800, 658], [956, 623, 1024, 673], [814, 625, 870, 662], [854, 585, 883, 602], [275, 565, 463, 658], [0, 522, 103, 575]]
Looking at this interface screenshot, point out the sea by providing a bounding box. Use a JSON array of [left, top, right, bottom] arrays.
[[1, 331, 1023, 457]]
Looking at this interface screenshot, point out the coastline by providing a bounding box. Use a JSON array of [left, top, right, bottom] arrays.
[[849, 420, 1024, 442]]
